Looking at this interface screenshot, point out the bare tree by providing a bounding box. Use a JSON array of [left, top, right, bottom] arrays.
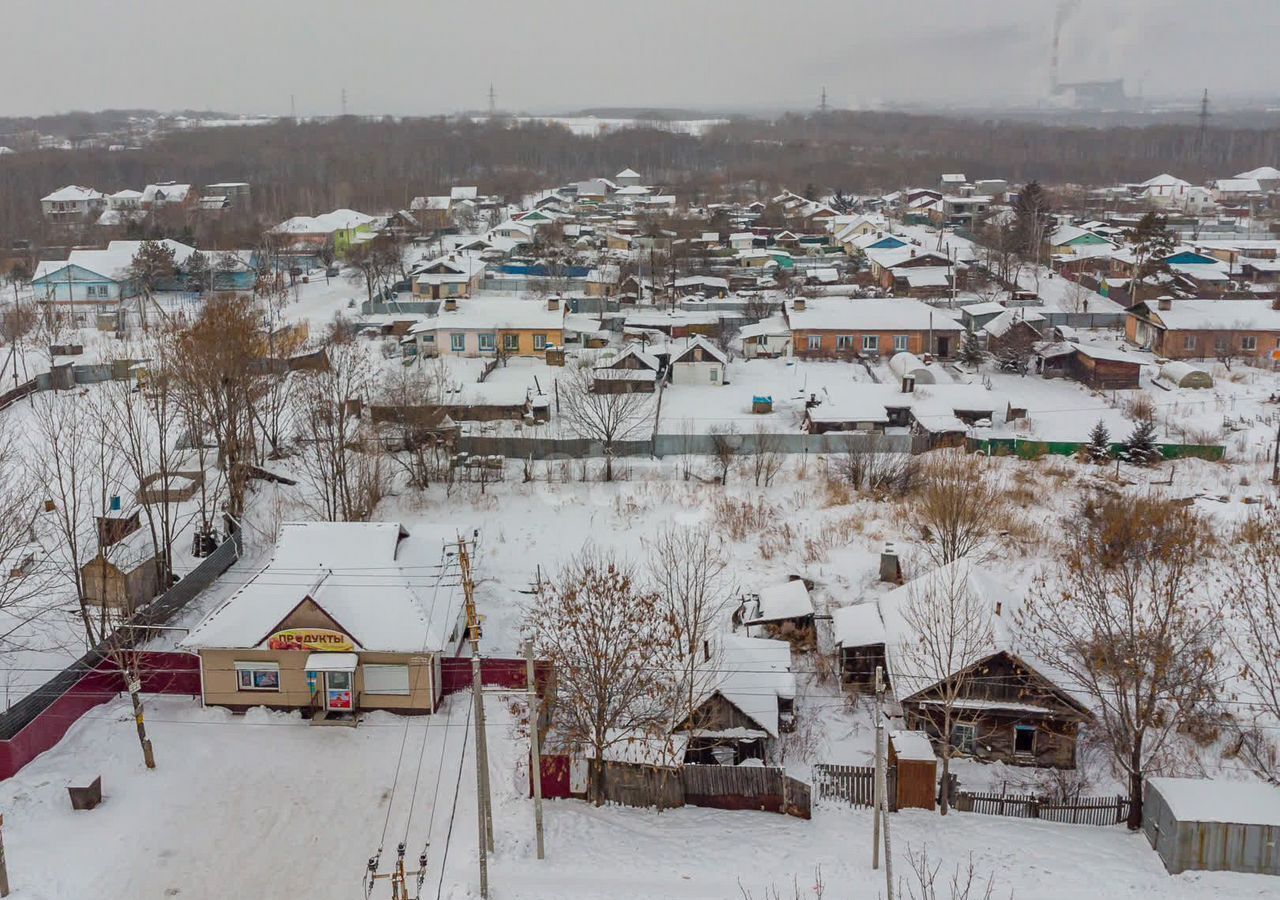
[[645, 525, 735, 736], [898, 562, 995, 815], [835, 436, 918, 496], [525, 546, 671, 804], [292, 341, 386, 521], [1223, 509, 1280, 780], [911, 451, 1005, 566], [557, 365, 652, 482], [0, 412, 56, 654], [1024, 495, 1220, 829], [708, 424, 739, 485], [749, 424, 785, 487]]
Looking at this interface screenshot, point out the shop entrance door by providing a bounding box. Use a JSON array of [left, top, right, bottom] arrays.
[[323, 670, 354, 711]]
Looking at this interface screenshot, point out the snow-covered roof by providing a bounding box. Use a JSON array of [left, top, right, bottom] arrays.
[[1141, 173, 1191, 189], [1235, 166, 1280, 181], [879, 559, 1022, 701], [42, 184, 104, 203], [1147, 777, 1280, 826], [1137, 299, 1280, 331], [181, 521, 465, 654], [1213, 178, 1261, 194], [806, 392, 892, 425], [596, 344, 660, 372], [889, 729, 936, 762], [697, 634, 795, 738], [273, 209, 375, 235], [670, 335, 728, 366], [410, 299, 563, 333], [675, 275, 729, 291], [960, 301, 1007, 317], [833, 603, 886, 647], [615, 168, 641, 179], [450, 186, 478, 201], [787, 298, 964, 333], [904, 269, 952, 289], [33, 239, 199, 283], [142, 183, 191, 204], [983, 308, 1045, 338], [749, 580, 813, 623]]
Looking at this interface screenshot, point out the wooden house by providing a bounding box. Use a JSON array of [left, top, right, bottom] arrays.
[[81, 508, 162, 611], [880, 560, 1091, 769], [1126, 298, 1280, 361], [592, 345, 660, 394], [1036, 341, 1143, 390]]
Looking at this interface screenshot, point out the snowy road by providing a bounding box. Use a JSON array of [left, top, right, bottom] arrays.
[[0, 695, 1272, 899]]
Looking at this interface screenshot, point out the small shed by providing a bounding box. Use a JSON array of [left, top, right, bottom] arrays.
[[1159, 361, 1214, 389], [1144, 777, 1280, 876], [832, 603, 886, 687], [888, 730, 937, 811]]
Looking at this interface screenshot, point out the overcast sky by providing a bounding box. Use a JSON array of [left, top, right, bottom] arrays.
[[4, 0, 1277, 117]]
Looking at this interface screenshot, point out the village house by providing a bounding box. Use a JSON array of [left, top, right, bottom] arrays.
[[1126, 298, 1280, 361], [675, 634, 796, 766], [271, 208, 376, 258], [409, 296, 564, 358], [30, 239, 201, 308], [1036, 341, 1144, 390], [667, 335, 728, 386], [864, 245, 968, 296], [592, 344, 661, 394], [40, 185, 107, 222], [737, 316, 792, 359], [411, 255, 486, 300], [180, 521, 469, 722], [874, 560, 1091, 768], [785, 297, 965, 359]]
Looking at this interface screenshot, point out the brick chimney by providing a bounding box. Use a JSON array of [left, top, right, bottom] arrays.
[[1157, 296, 1173, 311], [793, 297, 806, 311], [547, 294, 560, 311]]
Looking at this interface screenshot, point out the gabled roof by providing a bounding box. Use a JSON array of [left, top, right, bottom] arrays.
[[670, 334, 728, 366], [42, 185, 105, 203], [689, 634, 795, 738], [182, 521, 468, 654]]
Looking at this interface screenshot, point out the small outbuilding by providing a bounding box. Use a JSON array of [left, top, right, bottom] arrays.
[[888, 351, 937, 386], [888, 730, 937, 811], [1144, 777, 1280, 876], [1159, 361, 1214, 389]]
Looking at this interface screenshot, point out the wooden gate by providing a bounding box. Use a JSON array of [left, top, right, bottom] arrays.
[[813, 764, 895, 810]]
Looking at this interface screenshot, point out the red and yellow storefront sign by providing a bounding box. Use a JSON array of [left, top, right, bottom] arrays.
[[266, 628, 354, 652]]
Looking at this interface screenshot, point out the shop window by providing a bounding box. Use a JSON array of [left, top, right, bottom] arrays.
[[363, 664, 411, 696], [234, 661, 280, 691], [1013, 724, 1037, 756], [952, 722, 976, 753]]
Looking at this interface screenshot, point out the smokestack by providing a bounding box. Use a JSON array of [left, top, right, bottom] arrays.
[[880, 543, 902, 583], [901, 374, 916, 394]]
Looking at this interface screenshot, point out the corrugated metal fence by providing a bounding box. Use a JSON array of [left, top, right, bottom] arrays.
[[457, 431, 923, 460]]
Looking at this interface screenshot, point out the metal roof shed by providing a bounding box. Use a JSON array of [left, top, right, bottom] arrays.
[[1144, 777, 1280, 876]]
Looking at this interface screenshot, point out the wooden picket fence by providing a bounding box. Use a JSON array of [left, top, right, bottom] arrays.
[[954, 790, 1131, 826], [812, 764, 895, 810]]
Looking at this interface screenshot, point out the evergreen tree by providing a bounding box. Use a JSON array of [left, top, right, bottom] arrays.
[[959, 328, 985, 367], [1013, 181, 1053, 260], [1121, 419, 1162, 466], [1125, 212, 1175, 296], [1084, 420, 1112, 464]]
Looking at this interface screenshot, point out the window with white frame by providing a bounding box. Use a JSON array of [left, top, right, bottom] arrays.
[[478, 333, 495, 352], [1183, 334, 1196, 350], [362, 664, 411, 696], [533, 334, 547, 350], [450, 333, 465, 352], [807, 335, 822, 350], [1241, 335, 1258, 351], [894, 335, 909, 352], [952, 722, 976, 753], [234, 661, 280, 691], [503, 333, 519, 352], [836, 335, 855, 349], [862, 335, 879, 352]]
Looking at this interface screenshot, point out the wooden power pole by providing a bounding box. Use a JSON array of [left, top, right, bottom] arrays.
[[876, 665, 895, 900], [872, 666, 884, 870], [525, 641, 546, 860], [457, 538, 493, 898], [0, 813, 10, 897]]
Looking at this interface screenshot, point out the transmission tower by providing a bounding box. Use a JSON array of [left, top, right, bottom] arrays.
[[488, 84, 497, 118], [1198, 88, 1211, 163], [819, 86, 829, 115]]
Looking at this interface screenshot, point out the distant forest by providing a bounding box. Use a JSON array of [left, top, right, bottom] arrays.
[[2, 110, 1280, 248]]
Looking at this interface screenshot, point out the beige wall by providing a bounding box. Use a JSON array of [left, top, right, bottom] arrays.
[[199, 648, 440, 714]]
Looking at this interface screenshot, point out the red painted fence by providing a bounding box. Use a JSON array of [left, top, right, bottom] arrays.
[[0, 652, 200, 781], [439, 656, 547, 696]]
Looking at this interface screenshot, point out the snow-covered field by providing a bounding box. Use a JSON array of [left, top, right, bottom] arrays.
[[0, 694, 1271, 900]]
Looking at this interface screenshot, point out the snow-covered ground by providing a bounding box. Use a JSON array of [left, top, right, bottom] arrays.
[[0, 694, 1270, 900]]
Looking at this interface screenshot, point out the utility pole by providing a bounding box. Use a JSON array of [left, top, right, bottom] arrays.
[[367, 842, 427, 900], [1272, 415, 1279, 483], [0, 813, 10, 897], [457, 538, 492, 898], [341, 87, 348, 117], [872, 666, 884, 870], [488, 84, 497, 118], [290, 94, 297, 123], [525, 641, 546, 860]]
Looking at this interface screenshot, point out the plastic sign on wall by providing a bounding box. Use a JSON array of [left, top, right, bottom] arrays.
[[266, 628, 354, 652]]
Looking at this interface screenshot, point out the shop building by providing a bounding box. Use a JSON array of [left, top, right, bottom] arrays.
[[181, 521, 470, 723]]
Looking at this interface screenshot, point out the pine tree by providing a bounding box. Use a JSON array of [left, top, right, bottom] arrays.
[[1084, 420, 1112, 464], [959, 328, 985, 367], [1121, 419, 1162, 466]]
